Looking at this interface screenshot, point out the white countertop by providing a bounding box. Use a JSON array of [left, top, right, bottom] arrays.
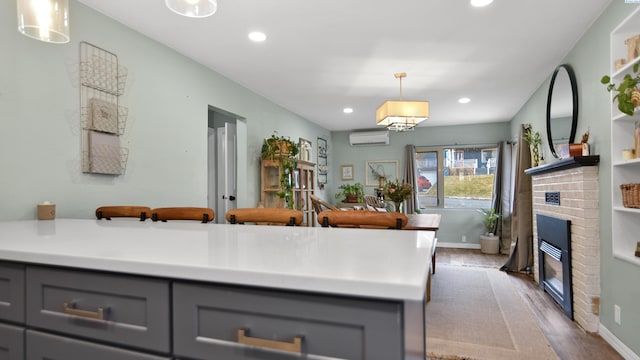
[[0, 219, 433, 301]]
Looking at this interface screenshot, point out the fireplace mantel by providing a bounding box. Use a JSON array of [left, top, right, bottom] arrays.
[[524, 155, 600, 176]]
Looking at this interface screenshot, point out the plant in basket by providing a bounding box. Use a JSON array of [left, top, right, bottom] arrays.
[[383, 179, 412, 213]]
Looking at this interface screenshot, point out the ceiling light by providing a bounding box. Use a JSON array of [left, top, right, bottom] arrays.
[[376, 73, 429, 132], [17, 0, 70, 44], [165, 0, 217, 18], [248, 31, 267, 42], [458, 97, 471, 104], [470, 0, 493, 7], [343, 108, 353, 114]]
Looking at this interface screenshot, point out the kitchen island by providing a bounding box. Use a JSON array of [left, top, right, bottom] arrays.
[[0, 219, 433, 360]]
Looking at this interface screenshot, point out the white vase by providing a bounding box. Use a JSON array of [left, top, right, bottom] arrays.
[[480, 234, 500, 254]]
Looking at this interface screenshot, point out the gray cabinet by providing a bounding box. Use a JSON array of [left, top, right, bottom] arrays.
[[173, 282, 403, 360], [0, 262, 24, 324], [25, 266, 170, 353], [0, 323, 24, 360], [25, 330, 170, 360]]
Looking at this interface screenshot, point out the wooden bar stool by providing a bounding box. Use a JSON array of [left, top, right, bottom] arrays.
[[95, 206, 151, 221], [150, 207, 214, 223], [225, 208, 303, 226], [318, 210, 407, 229]]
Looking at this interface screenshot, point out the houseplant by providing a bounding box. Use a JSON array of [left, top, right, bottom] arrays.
[[601, 62, 640, 116], [523, 127, 542, 166], [335, 183, 364, 203], [261, 133, 299, 160], [382, 179, 413, 213], [478, 208, 501, 254], [261, 133, 300, 209]]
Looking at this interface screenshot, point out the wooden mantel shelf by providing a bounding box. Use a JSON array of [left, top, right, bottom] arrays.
[[524, 155, 600, 176]]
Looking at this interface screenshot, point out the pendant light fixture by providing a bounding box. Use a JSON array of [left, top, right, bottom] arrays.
[[17, 0, 70, 44], [165, 0, 218, 18], [376, 73, 429, 132]]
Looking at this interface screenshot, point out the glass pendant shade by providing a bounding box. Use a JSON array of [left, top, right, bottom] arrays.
[[17, 0, 70, 44], [165, 0, 218, 18]]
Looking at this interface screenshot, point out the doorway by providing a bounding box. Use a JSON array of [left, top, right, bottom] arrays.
[[207, 107, 245, 223]]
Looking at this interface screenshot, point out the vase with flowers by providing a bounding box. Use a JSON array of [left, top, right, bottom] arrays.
[[383, 180, 413, 213]]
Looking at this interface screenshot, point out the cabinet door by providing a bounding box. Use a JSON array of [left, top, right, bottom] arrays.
[[173, 282, 403, 360], [26, 330, 170, 360], [0, 323, 24, 360], [0, 262, 25, 323]]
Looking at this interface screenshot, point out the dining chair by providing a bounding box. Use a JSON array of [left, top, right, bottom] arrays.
[[318, 210, 407, 229], [95, 206, 151, 221], [309, 194, 338, 215], [225, 208, 303, 226], [363, 195, 387, 211], [150, 207, 214, 223]]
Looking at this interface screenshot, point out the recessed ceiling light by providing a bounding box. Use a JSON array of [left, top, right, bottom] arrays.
[[458, 97, 471, 104], [248, 32, 267, 42], [470, 0, 493, 7], [343, 108, 354, 114]]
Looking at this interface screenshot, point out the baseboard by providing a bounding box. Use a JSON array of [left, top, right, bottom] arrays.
[[599, 323, 640, 360], [436, 242, 481, 250]]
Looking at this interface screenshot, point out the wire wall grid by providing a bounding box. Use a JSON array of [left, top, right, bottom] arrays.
[[80, 41, 129, 175]]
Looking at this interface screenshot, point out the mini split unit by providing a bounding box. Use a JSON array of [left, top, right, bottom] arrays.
[[348, 130, 390, 146]]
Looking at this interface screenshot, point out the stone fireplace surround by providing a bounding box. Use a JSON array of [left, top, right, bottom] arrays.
[[525, 156, 600, 332]]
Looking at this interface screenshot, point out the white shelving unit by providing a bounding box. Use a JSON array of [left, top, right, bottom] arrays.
[[609, 7, 640, 266]]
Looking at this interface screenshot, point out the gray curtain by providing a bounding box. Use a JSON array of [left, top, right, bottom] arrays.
[[501, 125, 533, 273], [405, 144, 417, 214], [491, 141, 513, 254]]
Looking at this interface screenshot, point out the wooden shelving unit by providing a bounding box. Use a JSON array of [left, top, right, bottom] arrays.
[[260, 159, 316, 226]]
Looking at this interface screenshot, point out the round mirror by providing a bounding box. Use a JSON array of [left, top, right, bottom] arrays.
[[546, 64, 578, 159]]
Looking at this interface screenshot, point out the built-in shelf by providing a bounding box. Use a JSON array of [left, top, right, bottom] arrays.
[[524, 155, 600, 176], [609, 6, 640, 268]]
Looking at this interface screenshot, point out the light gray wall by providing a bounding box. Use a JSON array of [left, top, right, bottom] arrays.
[[509, 1, 640, 355], [0, 0, 329, 220], [330, 122, 510, 246]]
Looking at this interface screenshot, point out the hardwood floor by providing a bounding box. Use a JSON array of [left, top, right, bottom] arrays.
[[435, 247, 622, 360]]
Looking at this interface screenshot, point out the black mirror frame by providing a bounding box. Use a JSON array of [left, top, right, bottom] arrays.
[[546, 64, 578, 159]]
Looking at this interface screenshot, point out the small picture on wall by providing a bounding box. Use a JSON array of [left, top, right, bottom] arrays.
[[341, 165, 354, 180]]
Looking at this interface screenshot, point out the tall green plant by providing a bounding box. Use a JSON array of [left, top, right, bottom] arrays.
[[261, 133, 299, 209], [478, 208, 501, 235]]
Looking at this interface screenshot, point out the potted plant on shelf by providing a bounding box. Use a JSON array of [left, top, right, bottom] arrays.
[[478, 208, 501, 254], [601, 62, 640, 116], [335, 183, 364, 203], [261, 133, 300, 209]]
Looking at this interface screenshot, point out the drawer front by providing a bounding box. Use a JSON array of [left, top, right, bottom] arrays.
[[26, 266, 170, 353], [173, 282, 403, 360], [0, 322, 24, 360], [26, 330, 171, 360], [0, 262, 25, 323]]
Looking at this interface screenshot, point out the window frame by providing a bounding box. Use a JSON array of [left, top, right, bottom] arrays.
[[415, 144, 497, 209]]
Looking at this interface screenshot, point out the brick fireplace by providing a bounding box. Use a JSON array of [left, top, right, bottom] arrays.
[[525, 156, 600, 332]]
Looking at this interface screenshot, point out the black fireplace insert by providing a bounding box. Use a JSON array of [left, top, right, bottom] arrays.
[[537, 214, 573, 319]]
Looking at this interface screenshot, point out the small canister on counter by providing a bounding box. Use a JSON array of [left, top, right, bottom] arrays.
[[37, 201, 56, 220]]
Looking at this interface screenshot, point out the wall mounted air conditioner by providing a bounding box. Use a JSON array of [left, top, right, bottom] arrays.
[[349, 130, 390, 146]]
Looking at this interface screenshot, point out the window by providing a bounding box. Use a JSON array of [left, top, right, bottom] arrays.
[[415, 145, 497, 209]]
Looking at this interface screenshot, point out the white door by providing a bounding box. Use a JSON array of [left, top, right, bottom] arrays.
[[215, 122, 237, 223]]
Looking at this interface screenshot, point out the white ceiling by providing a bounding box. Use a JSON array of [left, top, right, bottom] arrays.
[[77, 0, 611, 131]]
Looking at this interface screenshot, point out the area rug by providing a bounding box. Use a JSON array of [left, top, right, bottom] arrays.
[[426, 264, 559, 360]]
